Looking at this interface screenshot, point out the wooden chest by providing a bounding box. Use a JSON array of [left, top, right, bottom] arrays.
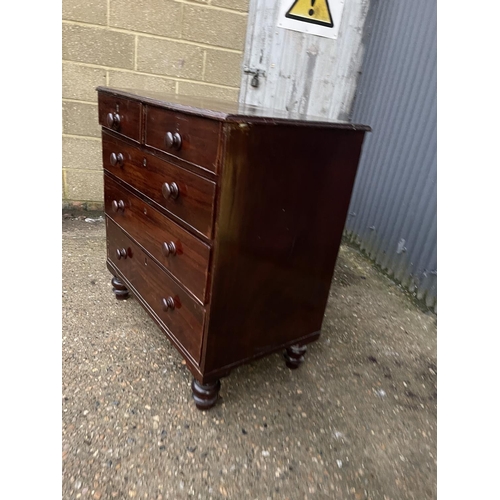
[[97, 86, 370, 409]]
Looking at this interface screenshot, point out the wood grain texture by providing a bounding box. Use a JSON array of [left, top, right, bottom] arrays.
[[106, 218, 205, 363], [98, 92, 142, 142], [104, 174, 211, 303], [97, 87, 370, 401], [102, 130, 217, 239], [201, 122, 367, 374], [96, 87, 371, 129], [145, 104, 222, 173]]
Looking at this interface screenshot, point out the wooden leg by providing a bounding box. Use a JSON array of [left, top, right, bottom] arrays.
[[111, 276, 129, 300], [191, 379, 221, 410], [284, 344, 307, 369]]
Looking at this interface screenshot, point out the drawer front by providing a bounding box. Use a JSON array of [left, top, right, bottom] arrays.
[[107, 218, 205, 363], [98, 92, 142, 142], [104, 174, 211, 303], [145, 105, 220, 172], [102, 131, 216, 238]]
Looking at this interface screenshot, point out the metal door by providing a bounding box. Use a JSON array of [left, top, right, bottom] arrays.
[[238, 0, 371, 120]]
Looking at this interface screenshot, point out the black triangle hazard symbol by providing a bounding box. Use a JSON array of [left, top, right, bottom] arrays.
[[285, 0, 334, 28]]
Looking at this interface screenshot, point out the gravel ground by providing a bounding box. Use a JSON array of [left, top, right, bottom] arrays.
[[62, 215, 437, 500]]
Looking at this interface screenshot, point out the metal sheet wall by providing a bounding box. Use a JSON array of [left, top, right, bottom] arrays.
[[239, 0, 370, 120], [347, 0, 437, 309]]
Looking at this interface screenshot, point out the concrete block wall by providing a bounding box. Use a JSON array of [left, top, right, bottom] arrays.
[[62, 0, 249, 209]]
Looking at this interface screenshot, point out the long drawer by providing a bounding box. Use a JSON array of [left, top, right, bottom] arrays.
[[104, 174, 211, 304], [106, 218, 205, 363], [102, 130, 216, 239]]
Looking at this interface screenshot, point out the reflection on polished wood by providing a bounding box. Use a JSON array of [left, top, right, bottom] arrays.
[[98, 86, 370, 409]]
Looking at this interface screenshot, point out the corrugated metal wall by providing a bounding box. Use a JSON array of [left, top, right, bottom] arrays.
[[346, 0, 437, 310]]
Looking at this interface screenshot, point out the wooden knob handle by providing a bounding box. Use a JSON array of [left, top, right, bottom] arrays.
[[162, 241, 177, 256], [162, 296, 176, 311], [165, 131, 182, 150], [116, 248, 127, 259], [161, 182, 179, 200], [111, 200, 125, 213], [106, 112, 121, 130], [110, 152, 124, 167]]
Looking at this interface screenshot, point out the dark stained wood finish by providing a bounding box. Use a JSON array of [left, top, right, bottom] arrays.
[[104, 174, 211, 303], [106, 218, 205, 363], [96, 86, 372, 128], [201, 123, 367, 375], [111, 275, 129, 300], [102, 130, 216, 239], [284, 345, 307, 369], [145, 105, 221, 173], [97, 86, 370, 407], [98, 92, 142, 142], [191, 378, 221, 410]]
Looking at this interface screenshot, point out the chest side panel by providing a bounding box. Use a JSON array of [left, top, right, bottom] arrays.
[[202, 122, 367, 374]]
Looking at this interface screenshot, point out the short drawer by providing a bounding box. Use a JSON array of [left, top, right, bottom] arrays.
[[104, 174, 211, 304], [98, 92, 142, 142], [107, 218, 205, 363], [102, 130, 216, 239], [145, 105, 220, 172]]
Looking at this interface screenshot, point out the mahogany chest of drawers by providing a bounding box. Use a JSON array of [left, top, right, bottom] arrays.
[[97, 86, 370, 410]]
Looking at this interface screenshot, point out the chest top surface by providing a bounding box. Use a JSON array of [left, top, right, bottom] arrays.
[[96, 86, 371, 131], [97, 84, 372, 409]]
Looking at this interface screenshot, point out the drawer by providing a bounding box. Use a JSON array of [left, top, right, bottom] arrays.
[[98, 92, 142, 142], [102, 131, 216, 239], [107, 218, 205, 363], [104, 174, 211, 304], [145, 105, 220, 172]]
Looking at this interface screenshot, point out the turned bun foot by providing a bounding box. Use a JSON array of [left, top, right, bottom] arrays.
[[284, 344, 307, 369], [111, 276, 129, 300], [191, 379, 221, 410]]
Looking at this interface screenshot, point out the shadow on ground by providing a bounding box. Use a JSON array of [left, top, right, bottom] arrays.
[[62, 216, 436, 500]]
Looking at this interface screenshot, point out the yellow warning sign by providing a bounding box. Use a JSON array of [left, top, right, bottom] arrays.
[[285, 0, 333, 28]]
